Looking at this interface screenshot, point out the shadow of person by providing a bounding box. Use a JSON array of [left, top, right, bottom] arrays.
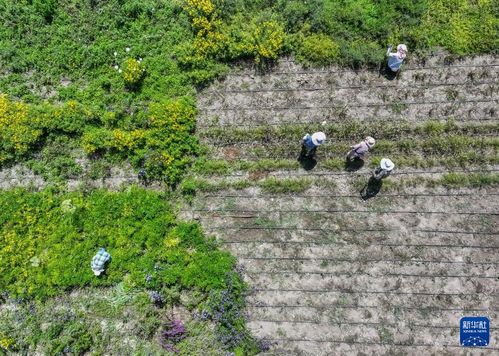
[[298, 146, 317, 170], [360, 176, 383, 200], [378, 61, 398, 81], [344, 158, 364, 172], [298, 154, 317, 171]]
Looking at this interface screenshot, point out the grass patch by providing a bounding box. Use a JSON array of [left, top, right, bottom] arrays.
[[201, 120, 499, 143], [352, 173, 499, 191], [440, 173, 499, 188], [259, 177, 312, 194]]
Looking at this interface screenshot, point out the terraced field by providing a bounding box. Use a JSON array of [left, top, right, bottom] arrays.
[[183, 54, 499, 354]]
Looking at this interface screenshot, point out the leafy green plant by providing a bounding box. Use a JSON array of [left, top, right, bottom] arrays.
[[122, 58, 145, 87]]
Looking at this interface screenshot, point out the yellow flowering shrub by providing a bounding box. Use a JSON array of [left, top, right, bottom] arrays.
[[122, 58, 145, 86], [227, 16, 286, 63], [79, 97, 199, 185], [81, 128, 113, 154], [0, 94, 42, 163], [183, 0, 228, 61], [42, 100, 94, 133], [112, 129, 146, 151], [148, 97, 197, 129], [0, 334, 15, 351], [184, 0, 215, 17], [253, 21, 286, 62]]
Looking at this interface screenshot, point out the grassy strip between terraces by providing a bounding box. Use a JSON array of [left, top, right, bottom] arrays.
[[0, 188, 259, 354], [208, 135, 499, 159], [199, 120, 499, 143], [181, 173, 499, 195], [193, 154, 499, 176]]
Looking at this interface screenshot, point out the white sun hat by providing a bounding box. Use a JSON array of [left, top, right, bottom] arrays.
[[365, 136, 376, 147], [380, 158, 395, 171], [311, 132, 326, 146], [397, 44, 408, 59], [93, 269, 103, 276]]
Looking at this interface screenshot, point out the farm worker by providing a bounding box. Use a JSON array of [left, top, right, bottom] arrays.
[[301, 132, 326, 158], [138, 168, 147, 182], [373, 158, 395, 181], [347, 136, 376, 161], [91, 248, 111, 276], [386, 44, 407, 72]]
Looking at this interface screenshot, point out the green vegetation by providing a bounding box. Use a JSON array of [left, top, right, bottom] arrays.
[[0, 0, 497, 354], [216, 135, 498, 160], [0, 188, 257, 353], [183, 173, 499, 195], [0, 286, 229, 354], [199, 120, 499, 143], [353, 173, 499, 191], [440, 172, 499, 188], [192, 153, 498, 177], [0, 189, 214, 298]]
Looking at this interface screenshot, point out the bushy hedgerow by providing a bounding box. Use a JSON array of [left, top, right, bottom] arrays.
[[82, 96, 200, 185], [0, 188, 235, 299], [278, 0, 496, 66]]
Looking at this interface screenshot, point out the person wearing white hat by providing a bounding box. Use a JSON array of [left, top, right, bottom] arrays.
[[386, 44, 407, 72], [347, 136, 376, 161], [300, 131, 326, 158], [373, 158, 395, 181]]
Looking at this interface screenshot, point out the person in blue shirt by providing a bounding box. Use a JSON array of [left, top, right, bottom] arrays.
[[386, 44, 407, 72], [300, 131, 326, 158]]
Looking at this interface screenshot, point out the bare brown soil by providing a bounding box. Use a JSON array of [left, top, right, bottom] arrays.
[[190, 54, 499, 355]]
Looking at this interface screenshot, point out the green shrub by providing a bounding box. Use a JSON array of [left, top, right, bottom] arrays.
[[82, 127, 113, 155], [276, 0, 313, 30], [0, 94, 43, 163], [339, 39, 384, 67], [294, 33, 340, 66], [40, 100, 97, 134], [28, 135, 82, 181]]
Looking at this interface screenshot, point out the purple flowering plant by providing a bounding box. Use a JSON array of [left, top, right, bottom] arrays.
[[159, 319, 186, 353]]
